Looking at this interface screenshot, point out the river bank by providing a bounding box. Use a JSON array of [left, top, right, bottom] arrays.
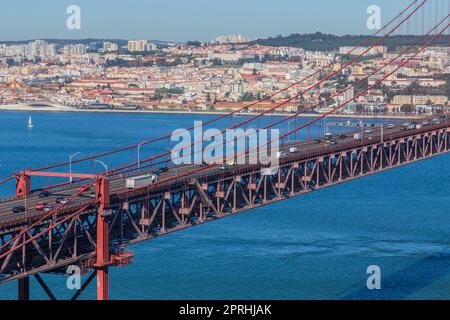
[[0, 103, 422, 120]]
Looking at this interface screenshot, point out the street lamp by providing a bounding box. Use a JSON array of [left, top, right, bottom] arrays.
[[93, 160, 108, 174], [287, 119, 296, 144], [165, 147, 177, 169], [69, 152, 82, 185], [137, 142, 145, 170]]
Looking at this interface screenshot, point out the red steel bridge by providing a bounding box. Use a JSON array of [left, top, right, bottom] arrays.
[[0, 0, 449, 300]]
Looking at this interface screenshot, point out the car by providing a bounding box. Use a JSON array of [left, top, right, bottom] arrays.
[[39, 190, 50, 198], [219, 165, 230, 170], [43, 205, 56, 213], [55, 197, 68, 204], [387, 124, 395, 129], [400, 126, 407, 131], [338, 134, 347, 140], [12, 206, 26, 214], [364, 129, 373, 134], [158, 167, 169, 174], [314, 139, 322, 144], [78, 185, 90, 193], [327, 140, 338, 145], [35, 202, 47, 210], [368, 136, 374, 141]]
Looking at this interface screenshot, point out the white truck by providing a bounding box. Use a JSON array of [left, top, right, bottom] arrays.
[[354, 132, 362, 141], [289, 147, 299, 153], [126, 174, 159, 189]]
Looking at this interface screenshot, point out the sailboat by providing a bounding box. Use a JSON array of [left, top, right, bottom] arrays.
[[27, 116, 33, 128]]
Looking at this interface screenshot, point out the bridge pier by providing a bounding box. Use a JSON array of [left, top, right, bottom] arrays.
[[18, 277, 29, 300], [95, 176, 110, 300]]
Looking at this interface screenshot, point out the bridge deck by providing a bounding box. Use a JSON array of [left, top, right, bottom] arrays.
[[0, 117, 446, 227]]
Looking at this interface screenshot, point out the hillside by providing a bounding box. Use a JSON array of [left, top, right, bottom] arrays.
[[250, 32, 450, 51]]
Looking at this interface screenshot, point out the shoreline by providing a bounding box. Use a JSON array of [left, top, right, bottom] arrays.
[[0, 103, 422, 120]]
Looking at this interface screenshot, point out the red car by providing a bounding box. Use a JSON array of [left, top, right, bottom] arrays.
[[78, 185, 90, 193], [35, 202, 47, 210]]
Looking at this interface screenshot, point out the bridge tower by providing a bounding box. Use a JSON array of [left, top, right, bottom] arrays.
[[15, 172, 31, 300], [13, 171, 113, 300], [95, 175, 111, 300], [15, 172, 30, 199]]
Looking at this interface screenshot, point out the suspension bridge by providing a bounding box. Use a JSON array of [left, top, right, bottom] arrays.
[[0, 0, 449, 300]]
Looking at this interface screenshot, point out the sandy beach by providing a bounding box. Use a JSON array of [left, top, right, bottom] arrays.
[[0, 103, 422, 120]]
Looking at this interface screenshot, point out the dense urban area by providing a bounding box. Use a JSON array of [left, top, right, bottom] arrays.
[[0, 34, 449, 116]]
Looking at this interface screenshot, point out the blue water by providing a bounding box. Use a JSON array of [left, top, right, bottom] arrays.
[[0, 111, 449, 300]]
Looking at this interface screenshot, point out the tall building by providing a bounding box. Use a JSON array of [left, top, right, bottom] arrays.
[[128, 40, 148, 52], [63, 44, 87, 56], [146, 43, 157, 51], [102, 42, 119, 52], [212, 35, 255, 44]]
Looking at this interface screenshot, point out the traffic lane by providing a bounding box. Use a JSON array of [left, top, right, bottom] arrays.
[[0, 164, 198, 217], [0, 119, 442, 220], [0, 123, 407, 215]]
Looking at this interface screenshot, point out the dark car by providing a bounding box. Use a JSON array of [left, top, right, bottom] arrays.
[[158, 167, 169, 174], [55, 197, 68, 204], [339, 134, 347, 140], [12, 206, 26, 214], [314, 139, 322, 144], [39, 190, 50, 198]]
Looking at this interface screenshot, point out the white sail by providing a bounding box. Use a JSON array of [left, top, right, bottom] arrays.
[[28, 116, 33, 128]]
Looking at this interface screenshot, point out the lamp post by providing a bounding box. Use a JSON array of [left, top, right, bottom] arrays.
[[287, 119, 296, 144], [69, 152, 82, 185], [165, 147, 176, 169], [93, 160, 108, 174], [137, 142, 145, 170]]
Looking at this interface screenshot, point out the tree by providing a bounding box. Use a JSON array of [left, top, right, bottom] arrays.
[[186, 41, 202, 47], [400, 104, 415, 114]]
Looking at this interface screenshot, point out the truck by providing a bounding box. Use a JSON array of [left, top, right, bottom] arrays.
[[289, 147, 299, 153], [353, 132, 362, 141], [126, 174, 159, 189], [407, 122, 417, 130]]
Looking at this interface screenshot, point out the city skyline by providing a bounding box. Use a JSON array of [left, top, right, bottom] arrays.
[[0, 0, 438, 42]]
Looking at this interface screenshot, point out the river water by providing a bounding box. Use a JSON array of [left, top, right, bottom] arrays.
[[0, 111, 449, 300]]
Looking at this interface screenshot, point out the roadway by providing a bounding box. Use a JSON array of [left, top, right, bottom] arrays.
[[0, 116, 445, 226]]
